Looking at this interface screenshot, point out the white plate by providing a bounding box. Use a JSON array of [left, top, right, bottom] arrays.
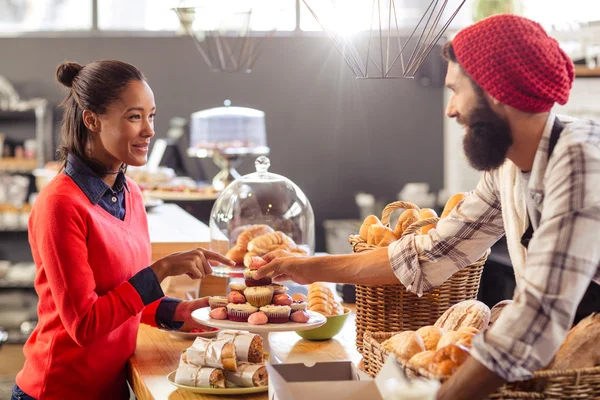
[[191, 308, 327, 333], [167, 371, 268, 395], [167, 328, 219, 340]]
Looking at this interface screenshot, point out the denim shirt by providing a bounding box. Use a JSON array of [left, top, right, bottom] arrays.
[[64, 154, 182, 330]]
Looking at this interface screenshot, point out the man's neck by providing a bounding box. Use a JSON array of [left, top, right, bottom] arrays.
[[506, 112, 550, 172]]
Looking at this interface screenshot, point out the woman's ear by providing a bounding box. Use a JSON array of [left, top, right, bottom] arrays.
[[82, 110, 101, 132]]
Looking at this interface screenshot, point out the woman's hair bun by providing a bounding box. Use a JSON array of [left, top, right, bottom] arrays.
[[56, 61, 84, 88]]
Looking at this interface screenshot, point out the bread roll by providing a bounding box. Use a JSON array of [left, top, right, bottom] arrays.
[[428, 344, 470, 377], [407, 350, 436, 371], [416, 326, 445, 351], [226, 245, 246, 265], [375, 226, 398, 247], [436, 331, 474, 350], [359, 215, 381, 241], [489, 300, 513, 326], [366, 223, 385, 245], [441, 192, 467, 218], [382, 331, 426, 361], [456, 326, 479, 335], [547, 313, 600, 370], [434, 300, 491, 331], [393, 209, 420, 238], [418, 208, 438, 234], [236, 225, 274, 250]]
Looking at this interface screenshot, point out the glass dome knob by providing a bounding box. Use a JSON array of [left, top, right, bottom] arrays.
[[255, 156, 271, 173]]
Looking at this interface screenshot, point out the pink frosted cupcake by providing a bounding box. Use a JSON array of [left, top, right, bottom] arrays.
[[209, 296, 228, 310], [226, 303, 258, 322], [244, 270, 272, 287], [259, 305, 291, 323], [271, 284, 288, 295], [244, 286, 274, 308], [229, 282, 247, 294], [290, 301, 308, 312]]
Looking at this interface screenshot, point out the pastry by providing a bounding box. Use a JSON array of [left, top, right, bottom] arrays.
[[236, 224, 274, 250], [381, 331, 426, 361], [407, 350, 436, 371], [428, 344, 470, 377], [226, 303, 258, 322], [243, 270, 272, 287], [416, 326, 445, 351], [291, 301, 308, 312], [307, 282, 342, 317], [224, 363, 268, 387], [434, 300, 491, 331], [418, 208, 438, 234], [436, 330, 474, 350], [209, 307, 227, 320], [244, 286, 274, 307], [248, 256, 268, 270], [359, 215, 381, 241], [227, 291, 246, 304], [247, 231, 296, 255], [457, 326, 479, 335], [290, 310, 310, 323], [273, 293, 293, 306], [441, 192, 467, 218], [184, 337, 238, 371], [229, 282, 247, 294], [271, 284, 287, 295], [218, 330, 264, 363], [260, 305, 292, 323], [292, 293, 307, 302], [548, 313, 600, 370], [174, 363, 226, 388], [243, 251, 260, 268], [248, 311, 268, 325], [225, 245, 246, 265], [394, 209, 420, 238], [209, 296, 228, 310]]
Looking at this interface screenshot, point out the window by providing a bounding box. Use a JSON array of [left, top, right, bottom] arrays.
[[0, 0, 92, 32]]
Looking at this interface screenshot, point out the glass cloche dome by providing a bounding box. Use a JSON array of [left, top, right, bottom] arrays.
[[209, 156, 315, 262]]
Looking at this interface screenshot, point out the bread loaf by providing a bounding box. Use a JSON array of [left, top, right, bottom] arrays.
[[489, 300, 512, 326], [456, 326, 479, 335], [359, 215, 380, 241], [418, 208, 438, 234], [436, 331, 474, 350], [428, 344, 470, 377], [382, 331, 426, 361], [434, 300, 491, 331], [416, 326, 445, 351], [407, 350, 436, 371], [547, 313, 600, 370], [441, 192, 467, 218], [393, 209, 420, 238]]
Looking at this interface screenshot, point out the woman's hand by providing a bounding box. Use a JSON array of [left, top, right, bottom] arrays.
[[253, 250, 313, 284], [173, 297, 214, 332], [150, 248, 235, 283]]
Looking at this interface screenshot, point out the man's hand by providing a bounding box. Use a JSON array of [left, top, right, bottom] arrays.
[[173, 297, 214, 332], [253, 250, 312, 284], [436, 356, 505, 400]]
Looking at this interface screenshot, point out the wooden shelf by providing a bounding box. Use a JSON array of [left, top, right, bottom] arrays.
[[575, 65, 600, 77], [0, 158, 37, 173]]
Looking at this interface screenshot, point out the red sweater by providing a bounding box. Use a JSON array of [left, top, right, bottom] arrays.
[[17, 173, 159, 400]]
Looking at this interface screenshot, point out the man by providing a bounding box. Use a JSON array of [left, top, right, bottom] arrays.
[[254, 14, 600, 399]]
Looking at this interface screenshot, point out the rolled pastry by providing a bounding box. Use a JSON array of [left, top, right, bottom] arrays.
[[225, 363, 268, 387], [184, 337, 238, 371], [217, 330, 264, 364], [174, 362, 226, 388]]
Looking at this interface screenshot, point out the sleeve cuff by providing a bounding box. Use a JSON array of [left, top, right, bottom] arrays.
[[128, 266, 165, 306], [388, 236, 430, 296], [156, 297, 184, 331]]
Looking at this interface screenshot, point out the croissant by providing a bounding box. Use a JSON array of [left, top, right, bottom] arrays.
[[248, 231, 296, 255], [236, 225, 274, 250], [243, 251, 260, 268], [226, 245, 246, 265]]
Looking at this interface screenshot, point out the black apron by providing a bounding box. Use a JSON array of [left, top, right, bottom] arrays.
[[520, 118, 600, 325]]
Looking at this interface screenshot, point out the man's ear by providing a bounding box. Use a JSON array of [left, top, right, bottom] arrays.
[[483, 91, 507, 115], [82, 110, 101, 132]]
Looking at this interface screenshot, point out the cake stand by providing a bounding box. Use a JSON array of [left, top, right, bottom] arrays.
[[191, 308, 326, 363]]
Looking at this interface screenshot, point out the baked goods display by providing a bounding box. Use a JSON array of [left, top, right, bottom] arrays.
[[225, 224, 308, 267], [174, 330, 267, 388], [357, 191, 467, 248], [208, 254, 311, 324]]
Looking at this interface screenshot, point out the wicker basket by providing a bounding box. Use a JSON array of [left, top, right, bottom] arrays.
[[363, 331, 600, 399], [349, 201, 487, 355]]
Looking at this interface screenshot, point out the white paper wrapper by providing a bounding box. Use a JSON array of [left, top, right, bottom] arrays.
[[217, 330, 259, 362], [186, 337, 228, 369], [224, 362, 267, 387], [375, 358, 439, 400], [174, 364, 221, 388]]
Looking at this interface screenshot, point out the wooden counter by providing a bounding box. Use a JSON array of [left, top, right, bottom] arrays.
[[128, 306, 360, 400]]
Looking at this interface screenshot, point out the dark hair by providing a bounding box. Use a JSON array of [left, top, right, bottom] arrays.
[[441, 41, 483, 95], [56, 60, 146, 177]]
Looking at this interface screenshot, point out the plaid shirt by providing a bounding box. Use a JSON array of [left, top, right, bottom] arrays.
[[388, 114, 600, 381]]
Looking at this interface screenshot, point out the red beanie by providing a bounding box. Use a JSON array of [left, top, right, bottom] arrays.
[[452, 14, 574, 113]]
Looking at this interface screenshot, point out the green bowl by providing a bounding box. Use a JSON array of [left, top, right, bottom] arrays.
[[295, 307, 351, 341]]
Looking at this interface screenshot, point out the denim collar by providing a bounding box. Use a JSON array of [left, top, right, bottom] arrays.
[[64, 153, 129, 205]]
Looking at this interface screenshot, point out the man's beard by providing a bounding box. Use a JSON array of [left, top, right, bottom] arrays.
[[462, 98, 513, 171]]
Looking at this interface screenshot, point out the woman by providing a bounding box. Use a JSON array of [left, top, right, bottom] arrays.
[[12, 60, 234, 400]]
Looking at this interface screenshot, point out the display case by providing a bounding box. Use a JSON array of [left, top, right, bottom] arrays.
[[209, 156, 315, 259]]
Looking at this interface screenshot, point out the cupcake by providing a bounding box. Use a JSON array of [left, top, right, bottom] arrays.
[[227, 303, 258, 322], [291, 301, 308, 312], [209, 296, 228, 310], [271, 284, 288, 295], [229, 282, 247, 293], [244, 270, 272, 287], [259, 305, 291, 323], [244, 286, 274, 308]]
